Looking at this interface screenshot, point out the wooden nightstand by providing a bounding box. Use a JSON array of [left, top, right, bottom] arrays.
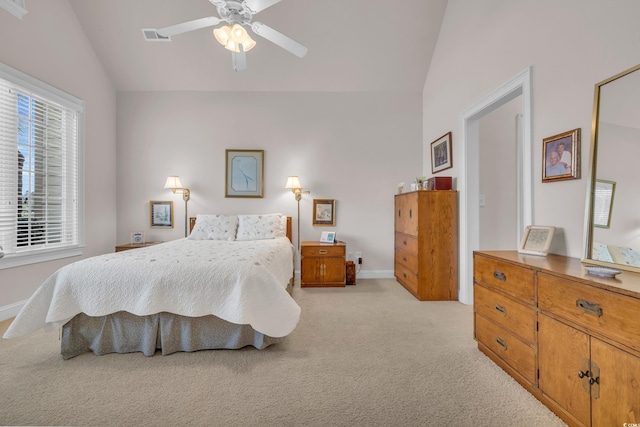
[[115, 242, 162, 252], [300, 241, 346, 287]]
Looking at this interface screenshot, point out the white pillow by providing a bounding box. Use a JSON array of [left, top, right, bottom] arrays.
[[188, 214, 238, 241], [236, 214, 286, 241]]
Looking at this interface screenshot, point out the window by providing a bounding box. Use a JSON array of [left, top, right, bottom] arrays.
[[0, 62, 84, 269]]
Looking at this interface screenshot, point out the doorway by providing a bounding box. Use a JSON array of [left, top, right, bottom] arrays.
[[457, 67, 533, 305]]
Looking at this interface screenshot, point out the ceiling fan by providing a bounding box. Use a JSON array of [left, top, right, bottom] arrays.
[[151, 0, 307, 71]]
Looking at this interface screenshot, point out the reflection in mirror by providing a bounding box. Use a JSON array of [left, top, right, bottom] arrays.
[[584, 64, 640, 272]]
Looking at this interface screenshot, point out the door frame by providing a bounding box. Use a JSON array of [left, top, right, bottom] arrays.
[[458, 66, 533, 305]]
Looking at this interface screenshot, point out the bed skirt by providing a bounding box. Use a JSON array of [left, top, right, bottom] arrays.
[[61, 311, 283, 359]]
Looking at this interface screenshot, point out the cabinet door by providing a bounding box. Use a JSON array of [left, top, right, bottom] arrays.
[[323, 256, 345, 284], [538, 314, 591, 427], [301, 257, 322, 284], [394, 193, 418, 235], [591, 338, 640, 425]]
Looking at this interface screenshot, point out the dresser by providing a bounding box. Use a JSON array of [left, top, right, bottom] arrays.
[[394, 190, 458, 301], [474, 250, 640, 427], [115, 242, 162, 252], [300, 241, 346, 287]]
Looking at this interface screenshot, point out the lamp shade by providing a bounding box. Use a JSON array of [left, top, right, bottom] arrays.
[[285, 176, 302, 190], [214, 24, 256, 53], [164, 176, 183, 190]]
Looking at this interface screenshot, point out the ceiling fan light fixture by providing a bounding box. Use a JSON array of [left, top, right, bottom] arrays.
[[213, 24, 256, 53]]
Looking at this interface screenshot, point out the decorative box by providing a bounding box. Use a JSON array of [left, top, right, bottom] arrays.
[[426, 176, 452, 190]]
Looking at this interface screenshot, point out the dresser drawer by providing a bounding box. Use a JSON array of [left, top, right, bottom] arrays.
[[395, 247, 418, 273], [474, 255, 535, 304], [301, 245, 345, 257], [475, 314, 536, 384], [474, 284, 536, 344], [395, 261, 418, 295], [394, 232, 418, 254], [538, 272, 640, 353]]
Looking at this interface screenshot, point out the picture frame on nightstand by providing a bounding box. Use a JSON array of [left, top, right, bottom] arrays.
[[130, 232, 145, 245]]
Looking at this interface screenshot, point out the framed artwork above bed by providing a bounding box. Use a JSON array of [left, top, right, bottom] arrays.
[[225, 149, 264, 198]]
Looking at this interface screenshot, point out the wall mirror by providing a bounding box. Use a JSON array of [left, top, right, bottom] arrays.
[[583, 63, 640, 273]]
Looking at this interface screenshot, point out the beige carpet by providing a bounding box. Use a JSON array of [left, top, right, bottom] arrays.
[[0, 279, 565, 427]]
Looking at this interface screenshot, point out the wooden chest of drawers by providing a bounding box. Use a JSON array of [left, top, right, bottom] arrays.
[[394, 191, 458, 301]]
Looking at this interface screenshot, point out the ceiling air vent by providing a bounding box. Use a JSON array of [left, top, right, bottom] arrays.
[[0, 0, 27, 19], [142, 28, 171, 42]]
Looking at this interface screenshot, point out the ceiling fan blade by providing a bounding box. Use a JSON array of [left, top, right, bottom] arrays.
[[156, 16, 222, 37], [243, 0, 282, 14], [251, 22, 308, 58]]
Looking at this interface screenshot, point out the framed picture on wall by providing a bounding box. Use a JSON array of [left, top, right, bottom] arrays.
[[542, 128, 580, 182], [225, 149, 264, 198], [150, 200, 174, 228], [430, 132, 453, 174], [312, 199, 336, 226]]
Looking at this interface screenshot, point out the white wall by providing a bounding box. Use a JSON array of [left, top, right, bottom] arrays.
[[0, 0, 116, 316], [423, 0, 640, 265], [116, 91, 422, 275]]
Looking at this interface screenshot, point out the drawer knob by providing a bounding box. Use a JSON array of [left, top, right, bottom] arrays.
[[495, 337, 508, 351], [494, 304, 507, 316], [402, 240, 407, 246], [576, 298, 603, 317], [403, 256, 407, 262], [493, 270, 507, 281]]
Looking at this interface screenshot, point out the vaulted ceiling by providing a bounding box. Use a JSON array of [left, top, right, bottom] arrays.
[[67, 0, 448, 92]]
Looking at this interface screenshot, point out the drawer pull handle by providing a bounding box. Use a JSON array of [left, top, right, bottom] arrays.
[[576, 298, 603, 317], [402, 240, 407, 246], [403, 273, 407, 279], [494, 304, 507, 315], [402, 256, 407, 262], [493, 270, 507, 281], [495, 337, 507, 351], [319, 250, 328, 254], [409, 209, 412, 218]]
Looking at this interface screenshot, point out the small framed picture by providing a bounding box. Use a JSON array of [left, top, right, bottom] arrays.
[[320, 231, 336, 243], [150, 200, 174, 228], [430, 132, 452, 174], [313, 199, 336, 226], [225, 149, 264, 198], [518, 225, 556, 256], [130, 232, 145, 245], [542, 128, 580, 182], [593, 179, 616, 228]]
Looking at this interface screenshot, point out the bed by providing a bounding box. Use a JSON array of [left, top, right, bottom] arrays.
[[3, 213, 300, 359]]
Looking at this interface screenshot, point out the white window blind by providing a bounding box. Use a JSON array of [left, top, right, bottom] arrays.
[[0, 63, 84, 269]]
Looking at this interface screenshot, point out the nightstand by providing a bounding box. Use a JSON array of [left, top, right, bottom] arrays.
[[115, 242, 162, 252], [300, 241, 346, 287]]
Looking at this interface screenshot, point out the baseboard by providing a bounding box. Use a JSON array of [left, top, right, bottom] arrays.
[[0, 299, 26, 322], [293, 269, 394, 280]]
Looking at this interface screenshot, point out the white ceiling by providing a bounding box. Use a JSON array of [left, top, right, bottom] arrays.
[[67, 0, 448, 92]]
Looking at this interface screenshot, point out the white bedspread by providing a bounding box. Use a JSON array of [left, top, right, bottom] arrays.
[[3, 237, 300, 339]]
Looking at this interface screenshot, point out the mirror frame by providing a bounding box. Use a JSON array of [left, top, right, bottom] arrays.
[[582, 63, 640, 273]]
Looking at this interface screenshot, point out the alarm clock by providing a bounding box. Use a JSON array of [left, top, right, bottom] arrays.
[[131, 232, 144, 245]]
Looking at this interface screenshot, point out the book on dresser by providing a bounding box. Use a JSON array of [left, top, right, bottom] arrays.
[[394, 190, 458, 301]]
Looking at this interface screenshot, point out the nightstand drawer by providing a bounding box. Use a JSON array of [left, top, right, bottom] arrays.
[[301, 245, 345, 257], [474, 284, 536, 344], [474, 255, 535, 304]]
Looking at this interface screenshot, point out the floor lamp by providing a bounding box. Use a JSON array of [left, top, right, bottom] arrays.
[[164, 176, 191, 237], [285, 176, 310, 251]]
